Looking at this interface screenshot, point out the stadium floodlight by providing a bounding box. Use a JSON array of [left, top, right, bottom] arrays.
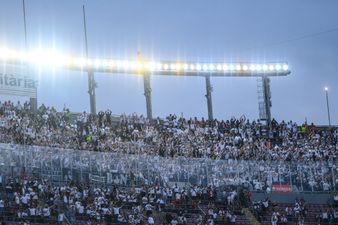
[[108, 60, 114, 69], [0, 45, 291, 123], [0, 46, 290, 77], [94, 59, 102, 68], [144, 62, 154, 71], [156, 63, 162, 70], [275, 64, 281, 71], [196, 64, 202, 71], [0, 47, 18, 60], [176, 63, 181, 71], [170, 63, 176, 70], [262, 64, 268, 71], [134, 61, 143, 71], [73, 57, 86, 68], [256, 64, 262, 71], [122, 60, 130, 70], [101, 59, 108, 68], [86, 59, 93, 67], [27, 49, 70, 67], [282, 64, 289, 71], [147, 62, 156, 71], [115, 60, 122, 69]]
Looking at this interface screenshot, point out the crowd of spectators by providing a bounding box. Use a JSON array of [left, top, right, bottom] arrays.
[[252, 197, 338, 225], [0, 100, 336, 163], [0, 101, 337, 224], [0, 173, 336, 225], [0, 175, 250, 225], [0, 100, 336, 193]]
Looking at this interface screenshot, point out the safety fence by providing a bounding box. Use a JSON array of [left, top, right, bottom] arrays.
[[0, 143, 336, 193]]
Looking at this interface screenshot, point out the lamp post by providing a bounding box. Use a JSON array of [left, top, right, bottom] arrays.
[[324, 87, 331, 127]]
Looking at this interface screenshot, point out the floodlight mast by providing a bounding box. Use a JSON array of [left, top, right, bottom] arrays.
[[22, 0, 38, 112], [83, 5, 97, 115], [0, 47, 291, 122]]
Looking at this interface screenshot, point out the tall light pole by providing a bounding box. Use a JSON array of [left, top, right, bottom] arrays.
[[324, 87, 331, 127], [22, 0, 37, 111], [83, 5, 97, 115]]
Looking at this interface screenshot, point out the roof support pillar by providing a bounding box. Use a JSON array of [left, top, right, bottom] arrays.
[[88, 70, 97, 115], [205, 75, 213, 121], [143, 73, 152, 120]]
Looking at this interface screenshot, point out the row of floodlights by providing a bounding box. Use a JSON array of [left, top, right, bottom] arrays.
[[0, 47, 289, 73]]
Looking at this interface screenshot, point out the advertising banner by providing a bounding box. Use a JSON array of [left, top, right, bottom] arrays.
[[272, 184, 292, 193], [0, 64, 37, 98]]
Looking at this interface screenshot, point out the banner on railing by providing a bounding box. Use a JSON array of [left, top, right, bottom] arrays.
[[89, 174, 106, 183], [272, 184, 292, 193]]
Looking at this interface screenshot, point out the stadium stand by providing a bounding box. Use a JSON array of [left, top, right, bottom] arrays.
[[0, 100, 336, 224], [0, 100, 336, 162]]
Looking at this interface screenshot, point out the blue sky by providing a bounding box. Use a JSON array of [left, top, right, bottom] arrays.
[[0, 0, 337, 125]]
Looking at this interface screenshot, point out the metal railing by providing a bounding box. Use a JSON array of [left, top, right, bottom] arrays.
[[0, 143, 336, 193]]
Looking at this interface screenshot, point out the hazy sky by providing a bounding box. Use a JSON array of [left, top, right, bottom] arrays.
[[0, 0, 337, 125]]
